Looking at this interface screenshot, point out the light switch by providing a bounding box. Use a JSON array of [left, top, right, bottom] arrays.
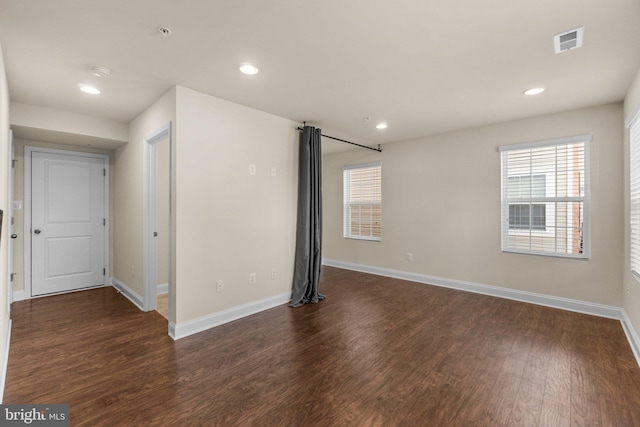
[[249, 164, 257, 175], [13, 200, 22, 211]]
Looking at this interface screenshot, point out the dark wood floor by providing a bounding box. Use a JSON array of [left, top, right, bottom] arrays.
[[5, 267, 640, 426]]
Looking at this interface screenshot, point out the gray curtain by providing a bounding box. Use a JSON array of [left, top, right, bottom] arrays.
[[290, 126, 325, 307]]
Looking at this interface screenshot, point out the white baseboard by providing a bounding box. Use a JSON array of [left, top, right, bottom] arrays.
[[12, 290, 25, 303], [323, 259, 622, 319], [172, 291, 291, 340], [621, 309, 640, 367], [323, 259, 640, 367], [0, 316, 11, 403], [111, 278, 144, 311], [157, 283, 168, 295]]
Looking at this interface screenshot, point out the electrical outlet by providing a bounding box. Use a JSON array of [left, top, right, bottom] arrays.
[[271, 167, 277, 177], [406, 252, 413, 261], [249, 273, 257, 285], [271, 268, 277, 280], [216, 280, 224, 293], [249, 164, 257, 175], [130, 264, 135, 276]]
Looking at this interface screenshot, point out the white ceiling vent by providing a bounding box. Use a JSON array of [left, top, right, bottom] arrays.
[[554, 26, 584, 53]]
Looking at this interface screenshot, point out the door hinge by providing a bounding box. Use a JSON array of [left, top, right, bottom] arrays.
[[10, 273, 15, 282], [103, 169, 106, 176], [11, 159, 16, 168], [103, 268, 106, 276], [103, 218, 106, 226]]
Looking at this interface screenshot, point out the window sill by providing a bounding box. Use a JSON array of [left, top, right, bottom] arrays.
[[502, 249, 589, 260], [344, 236, 382, 242]]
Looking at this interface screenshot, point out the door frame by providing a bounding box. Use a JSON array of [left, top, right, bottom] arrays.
[[23, 146, 110, 299], [8, 130, 14, 305], [142, 123, 173, 327]]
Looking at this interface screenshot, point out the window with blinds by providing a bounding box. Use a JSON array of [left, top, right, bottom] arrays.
[[499, 135, 590, 258], [343, 163, 382, 241], [627, 106, 640, 277]]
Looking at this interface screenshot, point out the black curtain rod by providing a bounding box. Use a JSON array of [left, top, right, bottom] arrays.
[[297, 127, 382, 153]]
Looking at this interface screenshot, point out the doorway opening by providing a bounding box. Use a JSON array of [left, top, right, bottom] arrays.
[[143, 123, 173, 335]]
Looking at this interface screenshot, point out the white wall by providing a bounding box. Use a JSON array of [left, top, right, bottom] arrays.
[[624, 68, 640, 337], [324, 103, 624, 306], [0, 42, 11, 401], [174, 86, 297, 324]]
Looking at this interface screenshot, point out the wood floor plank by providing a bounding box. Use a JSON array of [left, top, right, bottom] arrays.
[[4, 267, 640, 426], [539, 396, 570, 427], [508, 354, 548, 426]]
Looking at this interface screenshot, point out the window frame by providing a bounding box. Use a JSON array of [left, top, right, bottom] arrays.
[[499, 134, 591, 259], [509, 203, 547, 231], [343, 162, 382, 241], [626, 104, 640, 278]]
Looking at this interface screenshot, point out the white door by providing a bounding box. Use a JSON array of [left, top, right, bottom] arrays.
[[31, 151, 106, 296]]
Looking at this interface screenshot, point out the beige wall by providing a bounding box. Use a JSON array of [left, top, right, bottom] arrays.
[[10, 102, 128, 146], [174, 86, 298, 324], [624, 68, 640, 336], [11, 139, 115, 296], [0, 42, 10, 393], [324, 103, 624, 306], [114, 87, 176, 315]]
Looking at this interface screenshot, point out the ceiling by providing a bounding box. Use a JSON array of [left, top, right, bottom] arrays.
[[1, 0, 639, 150]]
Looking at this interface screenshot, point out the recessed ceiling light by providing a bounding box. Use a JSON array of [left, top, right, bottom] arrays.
[[239, 64, 259, 75], [524, 87, 545, 96], [376, 123, 388, 129], [80, 85, 100, 95]]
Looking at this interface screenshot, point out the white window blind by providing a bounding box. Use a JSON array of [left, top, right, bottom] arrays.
[[343, 163, 381, 241], [499, 135, 591, 258], [627, 105, 640, 277]]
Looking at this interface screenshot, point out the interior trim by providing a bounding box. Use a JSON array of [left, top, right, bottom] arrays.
[[111, 278, 144, 311], [171, 291, 290, 340], [621, 309, 640, 367]]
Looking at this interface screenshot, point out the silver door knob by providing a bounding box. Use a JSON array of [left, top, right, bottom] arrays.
[[34, 229, 41, 234]]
